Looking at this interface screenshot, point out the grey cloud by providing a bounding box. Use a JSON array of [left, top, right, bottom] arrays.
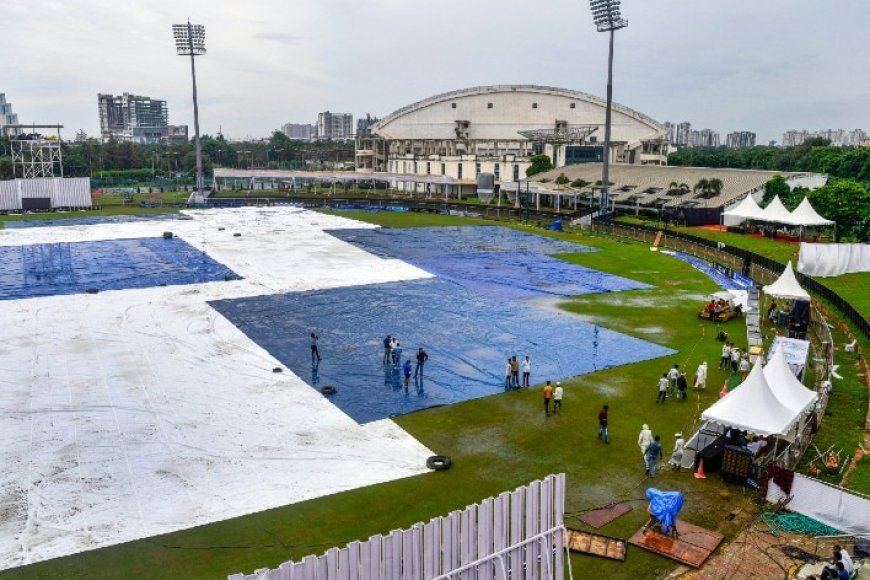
[[252, 32, 305, 46]]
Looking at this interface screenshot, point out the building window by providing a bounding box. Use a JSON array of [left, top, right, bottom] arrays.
[[513, 164, 520, 181], [413, 162, 418, 173], [403, 161, 407, 173], [570, 103, 576, 109], [441, 163, 446, 174], [426, 162, 431, 175], [458, 164, 463, 179], [451, 103, 457, 109], [475, 162, 481, 176], [487, 103, 493, 109], [494, 163, 500, 180], [532, 102, 538, 109]]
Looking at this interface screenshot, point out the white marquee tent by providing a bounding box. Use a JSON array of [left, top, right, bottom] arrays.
[[723, 194, 765, 225], [701, 362, 799, 436], [758, 195, 794, 225], [789, 197, 834, 227], [763, 261, 811, 301], [763, 346, 818, 416]]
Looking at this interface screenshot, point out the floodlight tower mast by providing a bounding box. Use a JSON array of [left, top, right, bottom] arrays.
[[590, 0, 627, 220], [173, 20, 207, 192]]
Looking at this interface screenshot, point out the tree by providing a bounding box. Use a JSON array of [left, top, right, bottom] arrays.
[[708, 177, 723, 198], [525, 154, 553, 177], [762, 175, 791, 206], [666, 181, 690, 197], [808, 179, 870, 241], [554, 172, 570, 185], [571, 178, 590, 188]]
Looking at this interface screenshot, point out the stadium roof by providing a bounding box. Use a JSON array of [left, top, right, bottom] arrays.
[[525, 163, 812, 208]]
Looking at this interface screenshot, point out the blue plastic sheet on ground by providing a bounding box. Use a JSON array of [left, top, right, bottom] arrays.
[[0, 237, 239, 300], [330, 226, 648, 299], [668, 252, 750, 291], [646, 488, 684, 533], [210, 277, 675, 424], [2, 213, 192, 229]]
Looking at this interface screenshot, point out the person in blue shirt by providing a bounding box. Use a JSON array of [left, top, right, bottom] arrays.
[[402, 359, 412, 389], [645, 435, 663, 477]]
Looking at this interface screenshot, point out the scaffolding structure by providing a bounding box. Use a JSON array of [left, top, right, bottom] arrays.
[[2, 124, 64, 179]]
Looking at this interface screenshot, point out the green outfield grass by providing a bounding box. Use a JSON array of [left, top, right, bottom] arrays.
[[6, 209, 867, 579]]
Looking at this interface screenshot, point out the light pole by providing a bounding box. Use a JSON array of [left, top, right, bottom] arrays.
[[590, 0, 627, 220], [172, 20, 206, 192]]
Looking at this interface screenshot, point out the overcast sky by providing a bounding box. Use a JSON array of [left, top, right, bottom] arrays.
[[3, 0, 869, 143]]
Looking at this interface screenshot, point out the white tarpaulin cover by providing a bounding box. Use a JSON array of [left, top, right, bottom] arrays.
[[763, 261, 811, 301], [763, 346, 817, 415], [723, 194, 765, 225], [798, 242, 870, 277], [0, 208, 434, 570], [788, 197, 834, 227], [701, 362, 800, 436], [758, 196, 795, 225]]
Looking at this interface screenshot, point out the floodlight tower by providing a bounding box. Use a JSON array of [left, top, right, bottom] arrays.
[[590, 0, 627, 220], [173, 20, 207, 192]]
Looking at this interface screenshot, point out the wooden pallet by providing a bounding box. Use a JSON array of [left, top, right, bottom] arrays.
[[627, 519, 724, 568], [565, 528, 627, 561]]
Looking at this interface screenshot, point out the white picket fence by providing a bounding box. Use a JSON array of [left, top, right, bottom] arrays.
[[229, 474, 568, 580]]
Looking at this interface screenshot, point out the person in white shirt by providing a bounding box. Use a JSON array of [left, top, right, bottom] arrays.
[[834, 545, 853, 575], [637, 424, 653, 457], [504, 359, 513, 390], [739, 356, 750, 381], [669, 433, 686, 470], [521, 356, 531, 388], [694, 361, 708, 390], [720, 343, 731, 369], [730, 347, 741, 373], [656, 374, 668, 403], [667, 364, 680, 396], [553, 382, 563, 413]]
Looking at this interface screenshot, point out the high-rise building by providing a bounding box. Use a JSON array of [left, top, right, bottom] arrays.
[[726, 131, 756, 149], [281, 123, 316, 140], [0, 93, 21, 136], [356, 114, 379, 138], [98, 93, 169, 144], [689, 128, 720, 148], [781, 128, 867, 147], [316, 111, 353, 140], [674, 122, 691, 147]]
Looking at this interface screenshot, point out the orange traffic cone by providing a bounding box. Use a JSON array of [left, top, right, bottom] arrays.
[[694, 459, 707, 479], [719, 381, 729, 398]]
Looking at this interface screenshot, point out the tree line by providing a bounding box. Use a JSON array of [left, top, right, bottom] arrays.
[[0, 131, 354, 182]]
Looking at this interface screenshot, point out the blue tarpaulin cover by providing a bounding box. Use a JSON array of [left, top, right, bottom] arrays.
[[646, 488, 684, 533], [0, 237, 239, 300]]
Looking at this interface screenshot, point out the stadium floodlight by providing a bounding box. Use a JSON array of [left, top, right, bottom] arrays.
[[172, 20, 207, 192], [589, 0, 627, 219]]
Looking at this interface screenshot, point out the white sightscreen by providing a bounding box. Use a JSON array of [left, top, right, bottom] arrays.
[[0, 180, 19, 210], [767, 474, 870, 536], [51, 177, 92, 208]]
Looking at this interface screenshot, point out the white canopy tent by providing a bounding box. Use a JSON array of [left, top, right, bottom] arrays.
[[723, 194, 765, 226], [763, 346, 818, 416], [763, 261, 811, 301], [701, 362, 800, 436], [758, 195, 795, 225], [788, 197, 834, 227]]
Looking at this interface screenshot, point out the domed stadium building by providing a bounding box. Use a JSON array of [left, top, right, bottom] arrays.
[[355, 84, 669, 195]]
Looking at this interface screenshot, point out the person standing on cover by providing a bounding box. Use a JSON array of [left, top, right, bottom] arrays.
[[521, 355, 531, 388], [638, 424, 653, 458], [392, 340, 403, 367], [402, 359, 412, 389], [645, 435, 663, 477], [543, 380, 554, 416], [597, 405, 609, 443], [656, 373, 668, 403], [694, 361, 708, 391], [510, 356, 520, 389], [415, 347, 428, 379], [383, 335, 392, 365], [310, 332, 322, 364], [553, 382, 563, 414], [504, 358, 513, 390]]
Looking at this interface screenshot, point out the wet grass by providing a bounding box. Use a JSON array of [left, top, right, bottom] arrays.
[[8, 210, 865, 579]]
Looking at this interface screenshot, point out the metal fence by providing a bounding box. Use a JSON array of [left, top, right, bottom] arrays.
[[228, 474, 568, 580]]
